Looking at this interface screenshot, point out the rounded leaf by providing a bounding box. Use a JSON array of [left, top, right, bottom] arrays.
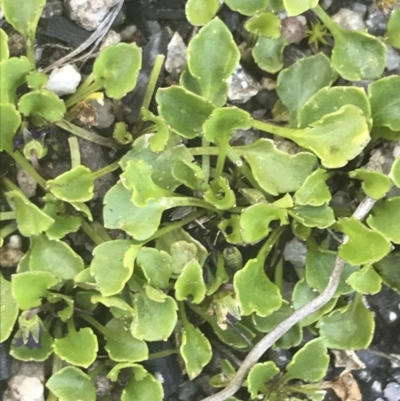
[[11, 329, 53, 361], [245, 12, 281, 37], [0, 57, 31, 103], [0, 29, 9, 61], [387, 8, 400, 49], [186, 0, 220, 25], [19, 89, 66, 122], [349, 169, 392, 200], [0, 102, 22, 152], [248, 361, 279, 399], [93, 43, 142, 99], [0, 275, 18, 342], [294, 169, 331, 206], [46, 366, 96, 401], [53, 327, 98, 368], [122, 367, 163, 401], [224, 0, 269, 15], [252, 36, 287, 74], [390, 157, 400, 188], [175, 259, 207, 304], [346, 264, 382, 295], [283, 0, 319, 16]]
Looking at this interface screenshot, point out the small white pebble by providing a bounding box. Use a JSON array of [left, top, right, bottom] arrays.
[[7, 235, 22, 250], [388, 311, 398, 322], [46, 64, 81, 96]]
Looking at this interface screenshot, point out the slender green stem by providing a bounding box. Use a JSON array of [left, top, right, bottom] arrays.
[[142, 209, 205, 244], [202, 138, 211, 182], [274, 258, 284, 292], [68, 137, 81, 168], [0, 211, 17, 221], [141, 55, 165, 112], [215, 136, 230, 179], [0, 221, 18, 238], [65, 81, 103, 108], [252, 119, 295, 139], [312, 4, 340, 35], [178, 301, 190, 328], [91, 161, 120, 180], [81, 219, 109, 245], [148, 348, 179, 360], [6, 148, 47, 188], [56, 120, 115, 148], [257, 226, 286, 264], [46, 321, 63, 401], [170, 196, 218, 212], [79, 313, 111, 337], [189, 147, 219, 156], [87, 362, 107, 380]]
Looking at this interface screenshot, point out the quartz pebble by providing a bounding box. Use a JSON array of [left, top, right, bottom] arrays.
[[332, 8, 366, 31], [165, 32, 187, 80], [46, 64, 81, 96], [283, 237, 307, 266], [100, 29, 121, 50], [387, 45, 400, 72], [227, 65, 261, 103]]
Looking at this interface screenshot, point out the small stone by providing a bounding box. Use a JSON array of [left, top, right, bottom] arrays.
[[0, 246, 24, 267], [227, 65, 261, 103], [332, 8, 366, 31], [261, 78, 277, 91], [16, 166, 37, 198], [119, 24, 138, 41], [91, 99, 115, 129], [64, 0, 119, 31], [8, 235, 22, 250], [283, 237, 307, 266], [283, 45, 312, 67], [5, 376, 44, 401], [280, 16, 307, 44], [231, 129, 259, 146], [387, 45, 400, 71], [165, 32, 187, 80], [320, 0, 333, 10], [46, 64, 81, 96], [177, 380, 198, 401], [351, 3, 368, 18], [41, 0, 63, 18], [148, 21, 161, 35], [100, 29, 121, 50], [366, 8, 387, 36], [384, 382, 400, 401]]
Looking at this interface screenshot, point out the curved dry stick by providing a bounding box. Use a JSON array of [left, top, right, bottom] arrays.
[[201, 196, 376, 401]]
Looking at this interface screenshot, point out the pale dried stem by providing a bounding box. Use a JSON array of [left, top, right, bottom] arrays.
[[201, 196, 376, 401]]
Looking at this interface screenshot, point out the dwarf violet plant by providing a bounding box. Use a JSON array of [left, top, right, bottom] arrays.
[[1, 0, 400, 400]]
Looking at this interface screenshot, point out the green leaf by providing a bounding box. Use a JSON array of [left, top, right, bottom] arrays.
[[239, 139, 317, 195], [104, 182, 164, 241], [46, 367, 96, 401], [0, 103, 21, 152], [121, 160, 172, 207], [136, 247, 172, 288], [26, 71, 48, 90], [349, 169, 392, 200], [240, 203, 287, 243], [373, 252, 400, 294], [290, 204, 335, 229], [104, 318, 148, 363], [234, 258, 282, 316], [1, 0, 45, 44], [284, 338, 329, 382], [294, 169, 331, 206], [252, 300, 302, 348], [329, 28, 387, 81], [181, 321, 212, 379], [245, 12, 281, 37], [113, 122, 132, 145], [203, 177, 236, 210], [172, 159, 209, 192], [120, 135, 194, 191], [305, 245, 359, 296], [6, 191, 54, 237], [121, 365, 163, 401], [252, 36, 288, 74], [91, 295, 134, 318], [156, 86, 215, 139], [219, 214, 245, 245], [141, 108, 170, 152], [387, 8, 400, 49], [93, 43, 142, 99], [0, 29, 9, 61], [390, 158, 400, 188], [276, 53, 337, 117], [90, 241, 137, 296], [47, 165, 95, 203], [346, 264, 382, 295], [187, 18, 240, 102], [19, 89, 66, 122], [368, 75, 400, 131], [224, 0, 269, 15], [131, 291, 177, 341], [29, 234, 84, 280], [54, 326, 98, 368], [0, 275, 18, 342], [11, 329, 53, 361], [175, 259, 207, 304], [283, 0, 319, 16], [0, 57, 31, 103], [12, 271, 59, 310], [185, 0, 220, 25], [48, 293, 74, 322], [247, 362, 280, 399], [292, 279, 337, 327], [203, 107, 252, 144], [335, 218, 392, 265], [319, 295, 375, 350], [367, 197, 400, 244], [43, 202, 81, 240], [298, 86, 372, 129]]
